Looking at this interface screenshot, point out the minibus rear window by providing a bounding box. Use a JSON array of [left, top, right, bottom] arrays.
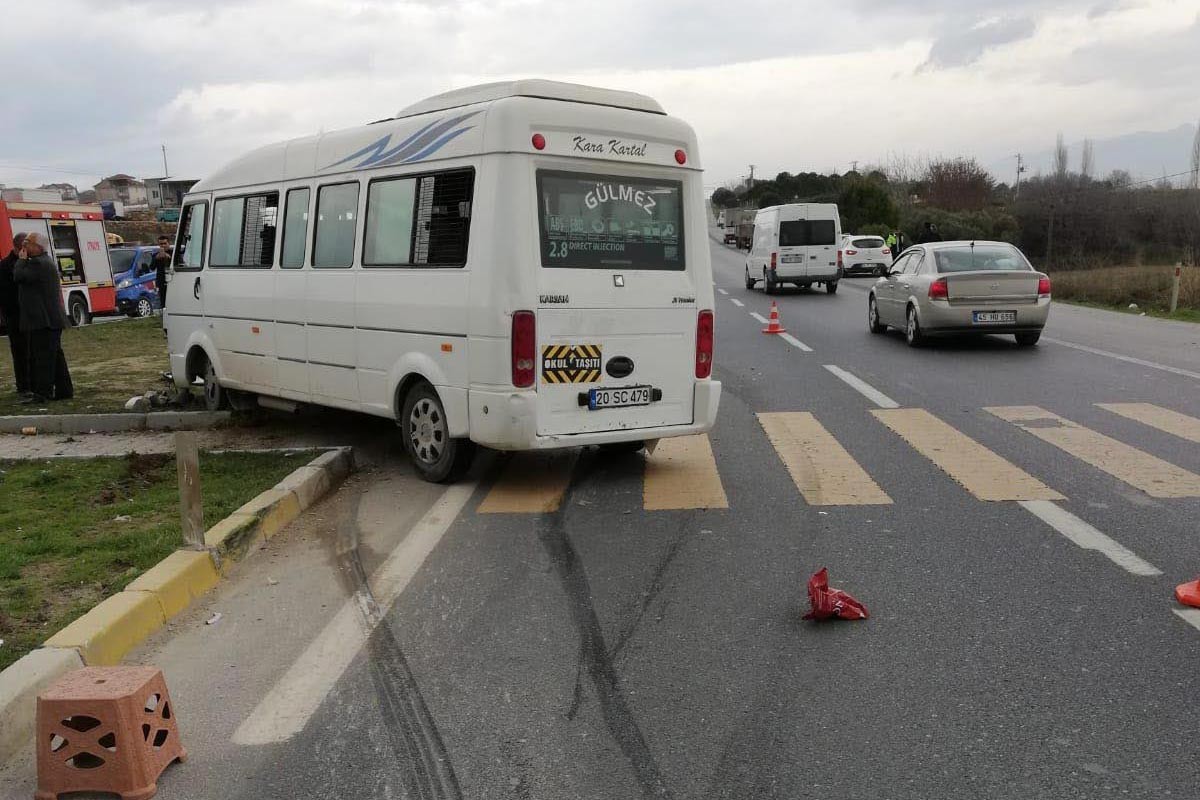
[[537, 171, 684, 271]]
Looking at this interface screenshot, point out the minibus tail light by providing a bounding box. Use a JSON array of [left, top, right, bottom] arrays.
[[675, 149, 687, 165], [531, 133, 546, 151], [512, 310, 536, 388], [770, 252, 777, 270], [696, 310, 714, 379]]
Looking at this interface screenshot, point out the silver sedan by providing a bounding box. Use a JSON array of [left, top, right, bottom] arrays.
[[867, 241, 1051, 346]]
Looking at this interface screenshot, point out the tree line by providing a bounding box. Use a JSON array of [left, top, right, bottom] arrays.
[[711, 127, 1200, 269]]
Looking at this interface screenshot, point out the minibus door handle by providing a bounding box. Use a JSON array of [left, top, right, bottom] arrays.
[[193, 276, 201, 299]]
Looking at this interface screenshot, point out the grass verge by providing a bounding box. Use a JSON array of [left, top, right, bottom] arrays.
[[1049, 265, 1199, 321], [0, 450, 305, 671], [0, 316, 169, 416]]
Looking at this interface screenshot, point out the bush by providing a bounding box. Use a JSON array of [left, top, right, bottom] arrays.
[[1049, 265, 1198, 311]]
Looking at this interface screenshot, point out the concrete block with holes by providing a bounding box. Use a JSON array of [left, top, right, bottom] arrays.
[[36, 666, 185, 800]]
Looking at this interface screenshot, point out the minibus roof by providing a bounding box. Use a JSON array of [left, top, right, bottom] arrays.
[[395, 79, 666, 118]]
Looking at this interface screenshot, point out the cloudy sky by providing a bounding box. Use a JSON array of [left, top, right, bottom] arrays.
[[2, 0, 1198, 194]]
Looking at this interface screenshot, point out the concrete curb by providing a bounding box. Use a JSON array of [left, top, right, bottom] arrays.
[[0, 410, 232, 434], [0, 445, 355, 766]]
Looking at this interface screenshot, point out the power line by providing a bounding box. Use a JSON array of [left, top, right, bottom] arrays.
[[0, 161, 107, 177]]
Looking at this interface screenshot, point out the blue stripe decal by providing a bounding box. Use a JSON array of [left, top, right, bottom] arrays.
[[321, 111, 481, 171]]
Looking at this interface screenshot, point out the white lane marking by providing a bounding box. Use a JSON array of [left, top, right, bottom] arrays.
[[717, 288, 728, 295], [1043, 337, 1200, 381], [232, 482, 477, 745], [822, 365, 899, 409], [1018, 500, 1162, 577], [779, 333, 813, 352], [730, 298, 745, 308], [750, 312, 768, 324], [1173, 608, 1200, 633]]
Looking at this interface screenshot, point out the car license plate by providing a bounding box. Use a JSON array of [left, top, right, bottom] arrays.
[[780, 254, 803, 263], [589, 385, 652, 410], [973, 310, 1017, 324]]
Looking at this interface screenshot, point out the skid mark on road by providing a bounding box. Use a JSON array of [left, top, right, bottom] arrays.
[[232, 482, 477, 746], [478, 451, 577, 513], [758, 412, 892, 506], [1019, 500, 1161, 577], [1097, 403, 1200, 444], [988, 406, 1200, 498], [643, 435, 729, 511], [540, 463, 676, 800], [873, 408, 1064, 502]]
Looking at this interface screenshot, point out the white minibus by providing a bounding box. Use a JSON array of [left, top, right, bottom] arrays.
[[165, 79, 721, 482], [744, 203, 842, 295]]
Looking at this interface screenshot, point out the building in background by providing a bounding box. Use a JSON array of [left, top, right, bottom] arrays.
[[39, 182, 78, 201], [94, 174, 147, 206], [1, 187, 64, 202], [145, 177, 198, 210]]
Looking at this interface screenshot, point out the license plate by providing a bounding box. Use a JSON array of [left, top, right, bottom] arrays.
[[589, 385, 652, 410], [973, 310, 1017, 324], [780, 254, 803, 263]]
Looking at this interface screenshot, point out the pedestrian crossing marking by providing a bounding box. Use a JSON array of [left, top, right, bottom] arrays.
[[643, 435, 729, 511], [1097, 403, 1200, 444], [757, 412, 892, 506], [477, 451, 576, 514], [987, 406, 1200, 498], [873, 408, 1064, 502]]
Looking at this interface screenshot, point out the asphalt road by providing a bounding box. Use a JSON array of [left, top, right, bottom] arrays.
[[7, 236, 1197, 800]]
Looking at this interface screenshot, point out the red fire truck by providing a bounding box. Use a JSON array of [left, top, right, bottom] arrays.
[[0, 201, 116, 325]]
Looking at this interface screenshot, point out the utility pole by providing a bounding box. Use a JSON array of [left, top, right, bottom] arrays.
[[1015, 154, 1027, 200], [161, 144, 169, 177], [850, 160, 859, 173], [748, 164, 755, 189], [1045, 202, 1056, 268]]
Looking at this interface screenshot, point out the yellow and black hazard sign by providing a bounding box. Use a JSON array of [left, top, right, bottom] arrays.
[[542, 344, 603, 384]]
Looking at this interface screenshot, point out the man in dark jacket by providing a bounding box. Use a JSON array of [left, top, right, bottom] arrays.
[[916, 221, 942, 245], [152, 235, 171, 312], [0, 232, 31, 396], [14, 232, 72, 403]]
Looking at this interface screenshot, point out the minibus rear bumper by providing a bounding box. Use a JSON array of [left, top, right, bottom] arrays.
[[468, 380, 722, 451]]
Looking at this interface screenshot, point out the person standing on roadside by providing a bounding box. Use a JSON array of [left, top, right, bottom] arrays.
[[152, 235, 171, 313], [0, 232, 32, 397], [14, 232, 72, 403]]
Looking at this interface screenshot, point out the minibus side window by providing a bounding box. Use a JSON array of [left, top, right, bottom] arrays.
[[413, 170, 473, 266], [363, 178, 416, 266], [173, 202, 207, 271], [211, 192, 279, 268], [313, 182, 360, 269], [281, 188, 311, 269], [362, 168, 473, 268]]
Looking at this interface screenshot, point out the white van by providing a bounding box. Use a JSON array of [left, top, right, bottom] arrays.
[[744, 203, 842, 294], [165, 79, 721, 482]]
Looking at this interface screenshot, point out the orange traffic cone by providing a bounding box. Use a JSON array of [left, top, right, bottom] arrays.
[[762, 301, 786, 335], [1176, 577, 1200, 608]]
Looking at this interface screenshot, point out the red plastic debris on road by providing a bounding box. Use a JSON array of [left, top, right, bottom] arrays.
[[1176, 578, 1200, 609], [803, 567, 869, 621]]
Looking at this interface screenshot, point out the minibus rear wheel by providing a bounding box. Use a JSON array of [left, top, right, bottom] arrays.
[[401, 382, 475, 483]]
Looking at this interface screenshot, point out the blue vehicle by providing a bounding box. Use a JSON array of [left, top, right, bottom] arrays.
[[110, 245, 163, 317]]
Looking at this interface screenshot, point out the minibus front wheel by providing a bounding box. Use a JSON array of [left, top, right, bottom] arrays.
[[400, 382, 475, 483]]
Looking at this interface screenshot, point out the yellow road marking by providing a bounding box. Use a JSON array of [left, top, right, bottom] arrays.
[[643, 435, 729, 511], [987, 405, 1200, 498], [1097, 403, 1200, 444], [873, 408, 1064, 502], [478, 451, 576, 514], [757, 412, 892, 506]]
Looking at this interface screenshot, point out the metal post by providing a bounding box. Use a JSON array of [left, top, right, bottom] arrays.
[[1170, 264, 1182, 314], [1045, 204, 1055, 269], [176, 432, 204, 549]]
